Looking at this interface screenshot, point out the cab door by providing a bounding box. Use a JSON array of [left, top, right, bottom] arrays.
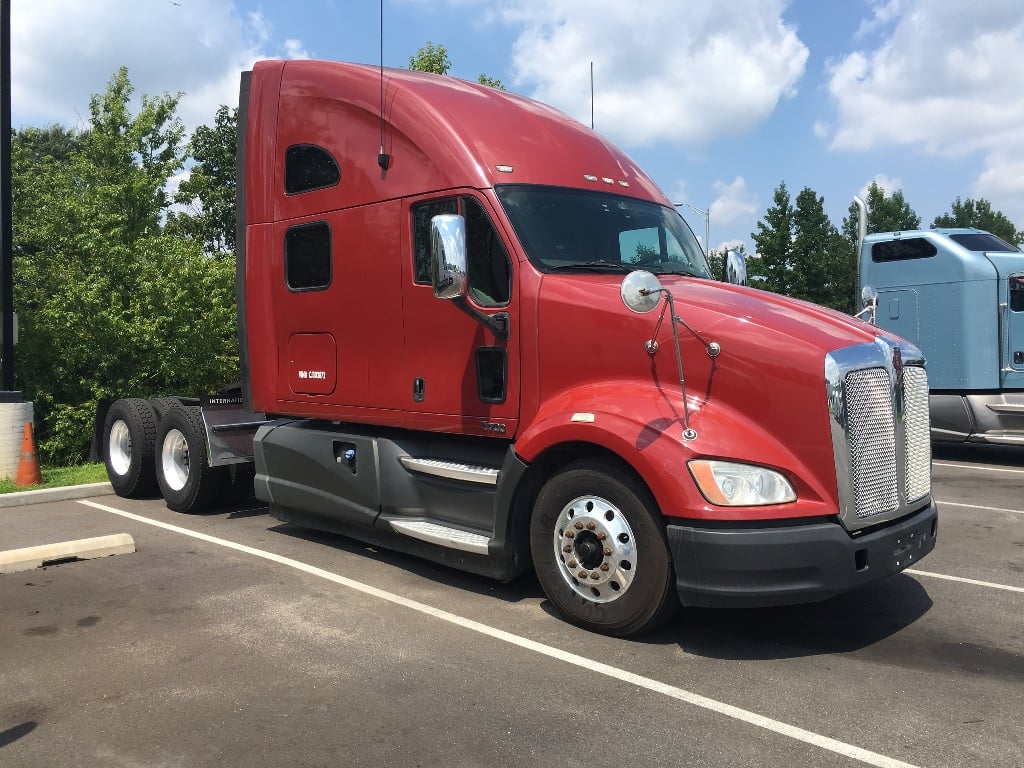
[[401, 192, 520, 436]]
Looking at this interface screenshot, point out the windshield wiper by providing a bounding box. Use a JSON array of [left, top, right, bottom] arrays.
[[547, 260, 632, 273]]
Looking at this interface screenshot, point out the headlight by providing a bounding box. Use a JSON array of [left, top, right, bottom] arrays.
[[688, 460, 796, 506]]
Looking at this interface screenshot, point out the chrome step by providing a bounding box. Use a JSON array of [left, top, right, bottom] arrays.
[[389, 520, 490, 555], [399, 457, 499, 486]]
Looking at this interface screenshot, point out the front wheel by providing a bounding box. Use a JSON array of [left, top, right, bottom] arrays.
[[155, 405, 224, 513], [530, 459, 678, 637]]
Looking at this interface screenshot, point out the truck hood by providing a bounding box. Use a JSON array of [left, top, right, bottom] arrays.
[[533, 273, 914, 515]]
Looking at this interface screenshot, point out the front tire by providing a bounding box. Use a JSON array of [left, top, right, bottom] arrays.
[[155, 405, 224, 513], [530, 459, 678, 636], [104, 398, 158, 497]]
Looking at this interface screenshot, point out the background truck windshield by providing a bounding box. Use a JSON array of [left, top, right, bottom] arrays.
[[947, 232, 1021, 253], [496, 185, 712, 278]]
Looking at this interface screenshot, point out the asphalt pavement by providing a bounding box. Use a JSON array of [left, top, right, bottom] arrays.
[[1, 444, 1021, 768]]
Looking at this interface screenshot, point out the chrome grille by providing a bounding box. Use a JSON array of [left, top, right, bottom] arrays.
[[826, 339, 932, 531], [903, 367, 931, 503], [846, 368, 898, 517]]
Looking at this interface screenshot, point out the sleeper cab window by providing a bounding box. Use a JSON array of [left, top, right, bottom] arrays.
[[285, 221, 332, 291], [871, 238, 937, 262], [285, 144, 340, 195]]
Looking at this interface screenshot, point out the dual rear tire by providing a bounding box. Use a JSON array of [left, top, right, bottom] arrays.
[[103, 399, 239, 513]]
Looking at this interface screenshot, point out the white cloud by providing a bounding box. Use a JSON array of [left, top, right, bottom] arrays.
[[824, 0, 1024, 225], [499, 0, 808, 148], [710, 177, 759, 228], [11, 1, 305, 134], [860, 174, 902, 199]]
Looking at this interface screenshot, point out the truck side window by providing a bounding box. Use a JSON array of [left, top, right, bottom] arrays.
[[871, 238, 937, 262], [464, 197, 512, 307], [285, 144, 340, 195], [412, 198, 459, 284], [285, 221, 332, 291]]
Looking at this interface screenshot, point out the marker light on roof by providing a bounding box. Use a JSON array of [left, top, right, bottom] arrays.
[[584, 174, 598, 182], [618, 181, 630, 188], [496, 165, 514, 173], [602, 177, 614, 184]]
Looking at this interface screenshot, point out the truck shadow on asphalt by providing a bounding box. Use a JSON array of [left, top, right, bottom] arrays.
[[641, 575, 934, 659], [263, 517, 940, 661]]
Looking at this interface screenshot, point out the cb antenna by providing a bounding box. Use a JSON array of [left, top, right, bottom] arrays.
[[377, 0, 390, 170]]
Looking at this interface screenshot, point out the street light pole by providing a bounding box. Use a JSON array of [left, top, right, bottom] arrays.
[[674, 201, 709, 259], [1, 0, 18, 399]]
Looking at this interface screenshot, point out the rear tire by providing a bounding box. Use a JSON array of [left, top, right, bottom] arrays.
[[155, 405, 224, 513], [103, 398, 158, 497], [530, 459, 678, 637]]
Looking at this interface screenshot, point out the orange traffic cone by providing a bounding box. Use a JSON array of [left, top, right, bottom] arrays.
[[16, 422, 43, 487]]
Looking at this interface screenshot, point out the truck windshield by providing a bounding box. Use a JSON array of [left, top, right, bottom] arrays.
[[948, 233, 1020, 253], [495, 185, 712, 278]]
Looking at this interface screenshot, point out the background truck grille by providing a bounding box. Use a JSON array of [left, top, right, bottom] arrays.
[[827, 340, 931, 531]]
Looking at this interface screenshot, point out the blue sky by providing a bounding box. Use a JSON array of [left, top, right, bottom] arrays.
[[11, 0, 1024, 253]]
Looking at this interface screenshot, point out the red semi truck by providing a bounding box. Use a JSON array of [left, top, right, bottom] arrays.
[[96, 60, 938, 636]]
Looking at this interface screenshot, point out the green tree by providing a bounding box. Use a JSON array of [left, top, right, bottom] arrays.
[[477, 73, 506, 90], [409, 41, 451, 75], [842, 181, 921, 244], [791, 187, 856, 313], [409, 41, 505, 89], [749, 183, 856, 312], [932, 197, 1021, 246], [166, 105, 239, 255], [12, 68, 238, 463], [749, 181, 795, 295]]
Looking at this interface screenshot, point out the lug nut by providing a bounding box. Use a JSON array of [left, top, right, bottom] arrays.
[[599, 563, 609, 571], [568, 560, 578, 568], [563, 545, 572, 553], [577, 571, 588, 579], [590, 572, 600, 580], [603, 547, 612, 556], [566, 531, 575, 539], [574, 521, 584, 530], [586, 522, 596, 530], [597, 532, 607, 540]]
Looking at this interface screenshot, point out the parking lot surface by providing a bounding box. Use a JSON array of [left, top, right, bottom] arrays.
[[1, 443, 1022, 767]]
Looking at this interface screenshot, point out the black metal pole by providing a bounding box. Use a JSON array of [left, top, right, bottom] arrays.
[[1, 0, 18, 398]]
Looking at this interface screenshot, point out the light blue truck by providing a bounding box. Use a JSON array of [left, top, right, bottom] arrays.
[[854, 196, 1024, 444]]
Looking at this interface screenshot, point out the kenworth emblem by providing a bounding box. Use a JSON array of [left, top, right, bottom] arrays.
[[892, 346, 904, 390]]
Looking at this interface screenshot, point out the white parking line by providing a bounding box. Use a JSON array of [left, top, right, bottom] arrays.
[[906, 569, 1024, 594], [933, 461, 1024, 475], [936, 499, 1024, 515], [78, 499, 918, 768]]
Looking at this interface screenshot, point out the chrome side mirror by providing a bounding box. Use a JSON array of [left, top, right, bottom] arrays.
[[854, 284, 878, 323], [430, 214, 468, 300], [723, 250, 747, 285]]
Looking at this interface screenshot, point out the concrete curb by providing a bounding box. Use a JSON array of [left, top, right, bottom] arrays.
[[0, 482, 115, 508], [0, 533, 136, 574]]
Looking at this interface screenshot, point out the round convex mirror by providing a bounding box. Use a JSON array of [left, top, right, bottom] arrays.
[[620, 270, 663, 313]]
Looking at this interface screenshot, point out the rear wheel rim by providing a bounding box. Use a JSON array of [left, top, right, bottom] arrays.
[[108, 420, 132, 477], [552, 494, 637, 604], [161, 428, 190, 492]]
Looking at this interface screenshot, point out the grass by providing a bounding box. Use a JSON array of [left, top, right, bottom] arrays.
[[0, 462, 109, 494]]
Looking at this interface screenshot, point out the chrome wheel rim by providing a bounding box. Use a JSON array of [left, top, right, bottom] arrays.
[[108, 420, 132, 476], [552, 495, 637, 603], [161, 428, 190, 492]]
